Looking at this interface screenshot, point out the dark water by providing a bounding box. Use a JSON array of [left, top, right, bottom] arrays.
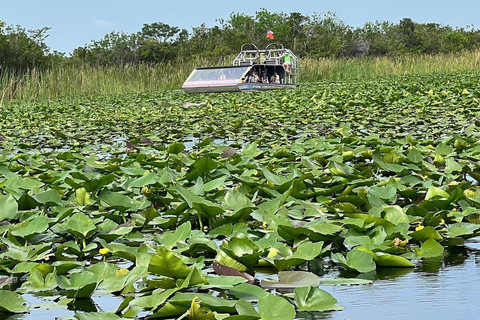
[[8, 240, 480, 320], [297, 240, 480, 320]]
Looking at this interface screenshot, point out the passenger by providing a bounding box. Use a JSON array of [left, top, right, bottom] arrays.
[[261, 71, 269, 83], [249, 71, 260, 83], [270, 72, 280, 84], [282, 49, 292, 74]]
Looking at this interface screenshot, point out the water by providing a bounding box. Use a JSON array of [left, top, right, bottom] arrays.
[[7, 241, 480, 320], [297, 241, 480, 320]]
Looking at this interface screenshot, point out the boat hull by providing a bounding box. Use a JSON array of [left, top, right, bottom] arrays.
[[182, 83, 297, 93], [237, 83, 297, 92]]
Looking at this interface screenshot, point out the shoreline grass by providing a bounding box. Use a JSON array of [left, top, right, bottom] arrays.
[[1, 50, 480, 104]]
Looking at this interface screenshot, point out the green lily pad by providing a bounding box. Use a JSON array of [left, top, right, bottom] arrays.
[[294, 286, 344, 312], [0, 290, 28, 313]]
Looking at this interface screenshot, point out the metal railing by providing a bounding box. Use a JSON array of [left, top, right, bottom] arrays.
[[232, 43, 299, 84]]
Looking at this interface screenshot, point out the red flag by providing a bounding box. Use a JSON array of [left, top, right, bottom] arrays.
[[267, 30, 274, 40]]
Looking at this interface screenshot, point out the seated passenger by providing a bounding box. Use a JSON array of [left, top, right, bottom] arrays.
[[261, 71, 269, 83], [270, 72, 280, 84], [248, 71, 259, 83]]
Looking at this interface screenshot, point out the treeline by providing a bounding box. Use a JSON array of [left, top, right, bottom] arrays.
[[2, 9, 480, 71]]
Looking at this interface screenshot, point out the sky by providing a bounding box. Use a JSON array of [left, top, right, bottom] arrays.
[[1, 0, 479, 55]]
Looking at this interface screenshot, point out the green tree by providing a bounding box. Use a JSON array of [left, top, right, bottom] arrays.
[[0, 22, 51, 72], [305, 12, 352, 57]]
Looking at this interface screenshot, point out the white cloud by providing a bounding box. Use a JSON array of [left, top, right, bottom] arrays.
[[94, 18, 113, 27]]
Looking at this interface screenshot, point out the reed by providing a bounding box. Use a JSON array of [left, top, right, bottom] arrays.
[[1, 50, 480, 104], [300, 50, 480, 82]]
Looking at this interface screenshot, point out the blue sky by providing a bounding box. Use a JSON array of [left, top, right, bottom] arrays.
[[1, 0, 478, 55]]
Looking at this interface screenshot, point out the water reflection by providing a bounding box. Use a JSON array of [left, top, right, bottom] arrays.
[[301, 248, 480, 320], [68, 298, 98, 313]]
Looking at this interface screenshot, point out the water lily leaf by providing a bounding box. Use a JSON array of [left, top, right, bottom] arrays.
[[235, 299, 260, 317], [0, 194, 18, 221], [188, 296, 216, 320], [332, 248, 376, 273], [221, 237, 264, 268], [260, 271, 321, 289], [242, 142, 262, 158], [445, 157, 462, 173], [202, 276, 246, 290], [0, 290, 28, 313], [410, 226, 443, 242], [126, 287, 177, 310], [11, 262, 39, 275], [425, 186, 449, 200], [368, 186, 397, 208], [204, 175, 228, 192], [436, 142, 453, 156], [74, 312, 123, 320], [168, 142, 186, 154], [346, 249, 377, 273], [1, 176, 43, 198], [10, 215, 49, 238], [375, 253, 414, 268], [21, 267, 57, 292], [257, 294, 296, 320], [407, 148, 423, 163], [63, 212, 97, 239], [294, 286, 344, 312], [148, 247, 191, 279], [383, 205, 409, 225], [33, 189, 63, 206], [99, 190, 150, 212], [128, 172, 158, 187], [75, 187, 92, 206], [161, 221, 192, 248], [178, 267, 207, 289], [17, 193, 40, 210], [414, 239, 444, 258], [71, 172, 115, 192], [3, 240, 52, 262], [228, 283, 268, 301], [194, 157, 218, 173], [262, 168, 290, 186], [272, 241, 325, 271], [176, 185, 224, 219], [169, 292, 237, 314], [58, 270, 100, 299], [447, 222, 480, 238], [221, 189, 254, 211], [304, 220, 342, 235]]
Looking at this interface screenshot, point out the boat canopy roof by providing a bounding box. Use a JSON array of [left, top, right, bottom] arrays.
[[186, 66, 251, 82]]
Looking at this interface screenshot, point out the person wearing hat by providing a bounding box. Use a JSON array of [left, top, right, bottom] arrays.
[[282, 50, 292, 74]]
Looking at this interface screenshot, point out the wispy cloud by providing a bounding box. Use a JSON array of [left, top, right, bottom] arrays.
[[94, 18, 113, 27]]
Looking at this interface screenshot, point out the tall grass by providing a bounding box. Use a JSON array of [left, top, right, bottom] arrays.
[[301, 50, 480, 82], [0, 57, 224, 104], [1, 50, 480, 104]]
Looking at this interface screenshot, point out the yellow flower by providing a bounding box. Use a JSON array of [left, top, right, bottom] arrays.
[[99, 248, 110, 255], [415, 225, 424, 231]]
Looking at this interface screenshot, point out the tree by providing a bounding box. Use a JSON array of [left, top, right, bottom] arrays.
[[0, 22, 51, 72], [140, 22, 181, 43]]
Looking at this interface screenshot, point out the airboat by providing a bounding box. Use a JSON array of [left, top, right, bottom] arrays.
[[182, 43, 298, 93]]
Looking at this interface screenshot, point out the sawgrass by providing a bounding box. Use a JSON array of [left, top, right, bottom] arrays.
[[1, 50, 480, 104]]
